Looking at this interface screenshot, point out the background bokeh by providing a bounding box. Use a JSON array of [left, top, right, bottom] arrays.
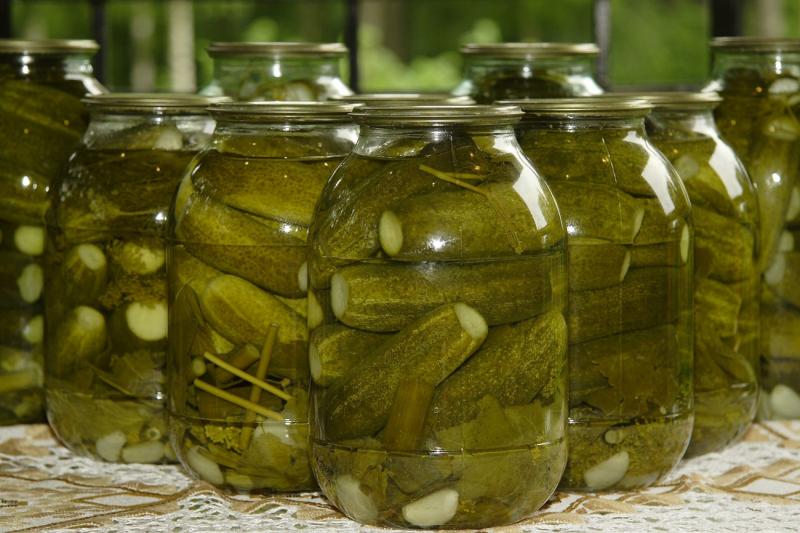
[[6, 0, 800, 92]]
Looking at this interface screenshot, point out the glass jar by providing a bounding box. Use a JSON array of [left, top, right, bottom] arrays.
[[45, 94, 215, 463], [513, 97, 694, 491], [642, 92, 759, 456], [0, 39, 104, 425], [201, 42, 353, 101], [334, 93, 474, 105], [309, 105, 567, 529], [168, 102, 357, 491], [453, 42, 603, 103], [706, 37, 800, 420]]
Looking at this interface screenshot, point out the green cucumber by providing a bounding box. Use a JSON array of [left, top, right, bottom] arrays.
[[568, 244, 630, 291], [634, 198, 688, 245], [199, 275, 307, 345], [549, 181, 644, 243], [309, 325, 387, 387], [109, 301, 169, 350], [428, 310, 566, 431], [324, 303, 487, 441], [63, 243, 108, 305], [693, 207, 755, 282], [0, 252, 43, 306], [176, 194, 307, 297], [764, 252, 800, 307], [378, 181, 559, 260], [330, 256, 561, 332], [170, 248, 222, 295], [51, 306, 107, 375], [695, 278, 742, 339], [568, 266, 682, 344], [192, 151, 340, 226], [762, 305, 800, 359]]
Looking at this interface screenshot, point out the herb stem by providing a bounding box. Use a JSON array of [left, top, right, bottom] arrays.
[[419, 164, 489, 196], [202, 349, 292, 402], [240, 323, 279, 449], [193, 379, 284, 422]]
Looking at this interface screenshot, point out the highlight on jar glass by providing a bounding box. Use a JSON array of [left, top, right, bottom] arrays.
[[511, 97, 694, 491], [0, 39, 104, 425], [452, 42, 603, 103], [45, 94, 216, 463], [168, 102, 358, 491], [705, 37, 800, 420], [641, 91, 759, 457], [200, 41, 353, 101], [308, 105, 568, 528]]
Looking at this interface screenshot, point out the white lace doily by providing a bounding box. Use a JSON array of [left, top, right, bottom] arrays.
[[2, 422, 800, 532]]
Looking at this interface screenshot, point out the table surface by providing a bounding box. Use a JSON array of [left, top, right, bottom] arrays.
[[1, 422, 800, 532]]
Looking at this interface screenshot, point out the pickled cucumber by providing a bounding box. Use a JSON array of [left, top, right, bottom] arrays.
[[191, 151, 340, 226], [549, 181, 644, 243], [568, 244, 630, 291], [177, 194, 307, 297], [309, 325, 387, 387], [567, 267, 681, 344], [428, 310, 566, 430], [324, 303, 488, 440], [330, 257, 559, 331], [378, 182, 557, 260], [199, 275, 307, 346]]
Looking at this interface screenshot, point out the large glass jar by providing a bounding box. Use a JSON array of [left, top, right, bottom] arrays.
[[643, 92, 759, 456], [453, 42, 603, 103], [513, 97, 694, 491], [168, 102, 357, 491], [705, 38, 800, 419], [0, 39, 104, 425], [45, 94, 215, 463], [201, 42, 353, 101], [309, 105, 567, 529]]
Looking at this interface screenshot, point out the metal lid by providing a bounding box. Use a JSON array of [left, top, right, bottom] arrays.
[[351, 105, 523, 127], [333, 93, 474, 105], [502, 96, 651, 118], [630, 91, 722, 110], [209, 101, 355, 123], [84, 93, 224, 114], [711, 37, 800, 52], [0, 39, 99, 55], [460, 42, 599, 59], [208, 42, 348, 58]]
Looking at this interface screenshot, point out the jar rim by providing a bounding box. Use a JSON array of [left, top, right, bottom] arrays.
[[460, 42, 599, 58], [207, 41, 348, 58], [711, 37, 800, 52], [630, 91, 721, 110], [351, 105, 522, 126], [0, 38, 99, 55], [332, 93, 474, 105], [501, 96, 651, 118], [84, 93, 225, 114], [209, 101, 356, 123]]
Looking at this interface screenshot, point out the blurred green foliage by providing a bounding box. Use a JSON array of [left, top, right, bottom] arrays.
[[8, 0, 800, 92]]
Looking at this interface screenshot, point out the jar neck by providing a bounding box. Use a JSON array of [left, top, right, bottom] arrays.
[[465, 54, 595, 76], [211, 119, 358, 157], [84, 111, 213, 150], [212, 55, 342, 81], [710, 49, 800, 79], [646, 108, 720, 141], [0, 53, 95, 80], [519, 115, 647, 135]]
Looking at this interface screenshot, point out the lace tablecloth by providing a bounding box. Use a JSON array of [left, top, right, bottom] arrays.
[[1, 422, 800, 532]]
